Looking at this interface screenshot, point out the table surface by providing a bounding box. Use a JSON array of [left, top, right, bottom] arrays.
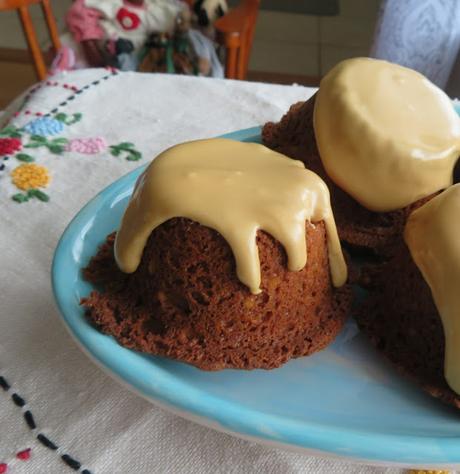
[[0, 68, 410, 474]]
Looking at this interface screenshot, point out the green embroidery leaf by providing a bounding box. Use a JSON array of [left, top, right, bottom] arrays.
[[15, 153, 35, 162], [12, 193, 29, 203], [55, 113, 68, 123], [28, 189, 50, 202], [110, 143, 142, 161], [69, 113, 83, 124], [56, 112, 82, 125], [0, 126, 13, 136], [48, 145, 65, 154], [52, 138, 69, 145], [119, 142, 135, 149], [110, 146, 121, 157], [126, 150, 142, 161], [24, 143, 43, 149], [0, 126, 22, 138], [31, 135, 47, 143]]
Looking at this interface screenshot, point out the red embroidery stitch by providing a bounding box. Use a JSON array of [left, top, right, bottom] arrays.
[[0, 138, 22, 156], [116, 7, 141, 30], [16, 448, 31, 461], [0, 463, 7, 473]]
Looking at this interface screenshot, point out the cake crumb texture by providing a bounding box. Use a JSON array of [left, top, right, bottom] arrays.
[[82, 218, 352, 371]]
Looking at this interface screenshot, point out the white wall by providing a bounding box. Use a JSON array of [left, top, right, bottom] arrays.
[[250, 0, 380, 77]]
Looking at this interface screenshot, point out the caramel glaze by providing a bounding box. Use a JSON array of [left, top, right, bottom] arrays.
[[314, 58, 460, 212], [115, 138, 347, 294], [405, 184, 460, 395]]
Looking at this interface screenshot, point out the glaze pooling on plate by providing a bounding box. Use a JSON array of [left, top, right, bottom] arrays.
[[53, 128, 460, 467], [314, 58, 460, 212], [114, 138, 347, 294]]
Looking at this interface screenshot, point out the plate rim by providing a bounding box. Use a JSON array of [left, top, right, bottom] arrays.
[[52, 126, 460, 467]]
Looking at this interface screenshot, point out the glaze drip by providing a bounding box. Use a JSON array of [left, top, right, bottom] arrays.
[[115, 138, 347, 294]]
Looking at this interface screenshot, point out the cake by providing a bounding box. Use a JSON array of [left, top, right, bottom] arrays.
[[263, 58, 460, 255], [356, 184, 460, 407], [82, 138, 352, 370]]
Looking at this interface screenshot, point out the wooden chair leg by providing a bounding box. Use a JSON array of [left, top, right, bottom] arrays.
[[41, 0, 61, 53], [236, 35, 247, 80], [226, 46, 239, 79], [17, 6, 47, 80]]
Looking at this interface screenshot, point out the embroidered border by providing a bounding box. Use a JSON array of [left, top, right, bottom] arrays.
[[45, 70, 118, 118], [0, 375, 92, 474], [7, 68, 119, 123]]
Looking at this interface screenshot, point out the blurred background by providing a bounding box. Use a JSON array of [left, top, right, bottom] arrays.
[[0, 0, 379, 107], [0, 0, 459, 109]]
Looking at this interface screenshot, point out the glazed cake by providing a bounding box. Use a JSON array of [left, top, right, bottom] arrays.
[[263, 58, 460, 255], [82, 138, 352, 370], [356, 184, 460, 408]]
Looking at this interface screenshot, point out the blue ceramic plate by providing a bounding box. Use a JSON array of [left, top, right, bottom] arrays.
[[52, 127, 460, 468]]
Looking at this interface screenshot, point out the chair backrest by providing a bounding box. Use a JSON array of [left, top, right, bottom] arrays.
[[180, 0, 260, 79], [238, 0, 259, 79], [0, 0, 61, 80], [0, 0, 40, 7], [214, 0, 260, 80]]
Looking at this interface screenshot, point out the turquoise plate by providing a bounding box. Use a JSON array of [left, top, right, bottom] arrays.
[[52, 127, 460, 468]]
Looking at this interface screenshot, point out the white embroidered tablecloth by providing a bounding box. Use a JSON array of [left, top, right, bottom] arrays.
[[0, 68, 408, 474]]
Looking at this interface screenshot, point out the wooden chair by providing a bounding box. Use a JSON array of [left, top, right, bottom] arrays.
[[0, 0, 61, 81], [183, 0, 260, 80], [214, 0, 260, 80]]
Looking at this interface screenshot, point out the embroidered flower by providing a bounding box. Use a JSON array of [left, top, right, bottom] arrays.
[[66, 137, 108, 154], [0, 137, 22, 156], [116, 7, 141, 30], [11, 164, 51, 190], [24, 117, 65, 137]]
